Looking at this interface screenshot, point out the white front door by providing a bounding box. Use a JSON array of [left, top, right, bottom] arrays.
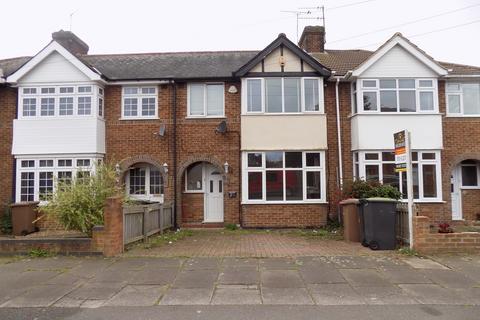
[[451, 166, 462, 220], [204, 165, 224, 222]]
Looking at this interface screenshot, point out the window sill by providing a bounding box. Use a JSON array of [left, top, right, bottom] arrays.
[[119, 117, 159, 121], [183, 190, 204, 194], [241, 201, 328, 205], [242, 112, 324, 116], [445, 115, 480, 118], [400, 199, 445, 204], [185, 116, 226, 119], [460, 187, 480, 190], [350, 112, 441, 118]]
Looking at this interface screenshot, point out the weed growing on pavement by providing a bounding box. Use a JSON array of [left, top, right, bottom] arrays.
[[397, 247, 419, 256], [28, 248, 55, 258], [141, 229, 194, 249], [224, 223, 239, 231]]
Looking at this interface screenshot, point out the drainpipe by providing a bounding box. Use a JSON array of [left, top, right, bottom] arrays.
[[172, 80, 178, 228], [335, 76, 343, 190]]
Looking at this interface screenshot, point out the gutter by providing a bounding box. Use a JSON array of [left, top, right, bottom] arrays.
[[334, 75, 344, 190]]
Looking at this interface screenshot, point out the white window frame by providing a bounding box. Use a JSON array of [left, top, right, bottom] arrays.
[[242, 151, 326, 204], [15, 155, 103, 203], [446, 82, 480, 117], [18, 83, 103, 120], [125, 165, 164, 202], [186, 83, 225, 118], [242, 77, 324, 114], [121, 86, 158, 120], [357, 78, 438, 114], [354, 150, 442, 202], [459, 161, 480, 189]]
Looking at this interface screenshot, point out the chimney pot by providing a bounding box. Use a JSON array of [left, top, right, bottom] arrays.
[[298, 26, 325, 53], [51, 30, 89, 55]]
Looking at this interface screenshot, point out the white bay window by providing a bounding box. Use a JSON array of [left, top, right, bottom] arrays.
[[244, 77, 324, 114], [353, 150, 442, 202], [357, 78, 437, 113], [243, 151, 326, 203]]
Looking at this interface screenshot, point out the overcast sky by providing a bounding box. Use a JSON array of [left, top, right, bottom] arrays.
[[1, 0, 479, 66]]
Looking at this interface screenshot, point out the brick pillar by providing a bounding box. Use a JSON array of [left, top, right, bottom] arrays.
[[102, 196, 124, 257], [412, 216, 429, 251]]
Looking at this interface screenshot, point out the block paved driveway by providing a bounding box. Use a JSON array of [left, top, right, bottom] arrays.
[[0, 254, 479, 308]]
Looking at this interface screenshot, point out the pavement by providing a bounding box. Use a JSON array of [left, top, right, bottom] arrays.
[[0, 254, 479, 310]]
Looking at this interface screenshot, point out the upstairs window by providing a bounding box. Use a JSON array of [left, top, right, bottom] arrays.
[[359, 79, 437, 113], [121, 86, 158, 119], [245, 77, 323, 114], [188, 83, 224, 117], [447, 83, 480, 116]]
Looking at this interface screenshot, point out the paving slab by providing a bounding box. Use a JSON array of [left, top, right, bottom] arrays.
[[1, 284, 74, 307], [46, 272, 86, 285], [173, 270, 218, 288], [329, 256, 380, 269], [295, 256, 334, 268], [88, 269, 135, 283], [80, 299, 107, 308], [107, 259, 147, 271], [261, 270, 304, 288], [221, 258, 259, 268], [67, 282, 125, 300], [401, 257, 449, 270], [218, 267, 259, 285], [340, 269, 392, 287], [104, 285, 166, 306], [140, 258, 184, 269], [422, 269, 479, 289], [399, 284, 468, 305], [183, 257, 220, 270], [378, 266, 432, 284], [10, 270, 62, 288], [308, 284, 366, 305], [300, 266, 346, 284], [128, 268, 178, 285], [68, 259, 114, 278], [211, 287, 262, 305], [261, 287, 314, 305], [259, 258, 298, 270], [52, 296, 85, 308], [160, 288, 213, 305], [354, 286, 418, 305]]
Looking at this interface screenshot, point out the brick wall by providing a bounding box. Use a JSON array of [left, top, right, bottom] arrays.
[[461, 189, 480, 221], [181, 192, 204, 224], [413, 215, 480, 254], [242, 204, 328, 228], [0, 87, 16, 214]]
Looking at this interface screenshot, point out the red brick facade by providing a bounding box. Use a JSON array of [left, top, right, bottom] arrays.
[[242, 204, 328, 228], [0, 87, 15, 215]]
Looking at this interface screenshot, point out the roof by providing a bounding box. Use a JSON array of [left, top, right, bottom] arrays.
[[1, 38, 479, 80]]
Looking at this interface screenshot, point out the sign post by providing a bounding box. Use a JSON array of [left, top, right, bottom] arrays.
[[394, 130, 414, 248]]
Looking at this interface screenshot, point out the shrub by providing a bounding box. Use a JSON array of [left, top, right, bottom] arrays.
[[343, 179, 402, 200], [225, 223, 238, 231], [38, 162, 122, 235], [0, 205, 13, 235]]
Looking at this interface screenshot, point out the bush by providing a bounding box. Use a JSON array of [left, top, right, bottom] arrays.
[[38, 162, 122, 235], [0, 205, 13, 235], [343, 179, 402, 200]]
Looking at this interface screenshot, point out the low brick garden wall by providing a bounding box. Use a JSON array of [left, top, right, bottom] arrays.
[[413, 216, 480, 254], [0, 197, 124, 257]]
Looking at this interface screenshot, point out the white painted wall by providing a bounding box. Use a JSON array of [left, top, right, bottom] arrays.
[[251, 47, 314, 73], [241, 114, 327, 150], [361, 45, 438, 78], [12, 118, 105, 155], [19, 51, 90, 84], [351, 114, 443, 150]]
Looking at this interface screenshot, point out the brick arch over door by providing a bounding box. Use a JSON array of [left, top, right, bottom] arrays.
[[176, 154, 226, 225], [117, 155, 168, 187], [446, 153, 480, 175]]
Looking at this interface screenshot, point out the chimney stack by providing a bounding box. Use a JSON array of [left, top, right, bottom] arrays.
[[298, 26, 325, 53], [51, 30, 89, 55]]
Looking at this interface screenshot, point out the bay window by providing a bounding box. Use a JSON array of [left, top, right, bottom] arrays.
[[16, 156, 101, 202], [446, 82, 480, 116], [121, 86, 158, 119], [188, 83, 224, 117], [358, 79, 437, 113], [244, 151, 326, 203], [244, 77, 324, 114], [354, 150, 441, 201]]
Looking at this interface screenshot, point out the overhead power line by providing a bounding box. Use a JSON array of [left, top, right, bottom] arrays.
[[328, 3, 480, 44], [357, 18, 480, 49]]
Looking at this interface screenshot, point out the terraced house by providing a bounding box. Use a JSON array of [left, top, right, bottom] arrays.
[[1, 26, 479, 229]]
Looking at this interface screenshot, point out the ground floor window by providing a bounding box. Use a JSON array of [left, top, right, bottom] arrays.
[[353, 150, 442, 201], [460, 160, 480, 187], [243, 151, 326, 203], [15, 155, 101, 202], [125, 164, 164, 202]]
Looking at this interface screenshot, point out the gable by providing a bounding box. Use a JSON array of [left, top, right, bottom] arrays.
[[250, 47, 315, 73], [18, 51, 91, 83], [361, 44, 437, 78]]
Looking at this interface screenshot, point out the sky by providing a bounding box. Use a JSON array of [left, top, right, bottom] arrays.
[[1, 0, 480, 66]]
